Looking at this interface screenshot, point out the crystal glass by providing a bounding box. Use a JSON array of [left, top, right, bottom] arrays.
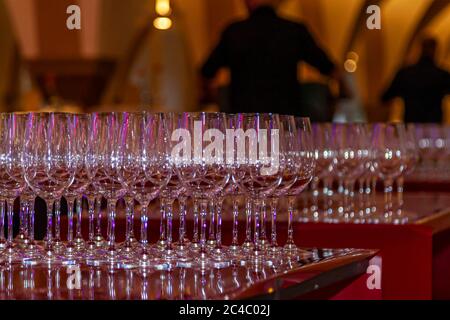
[[0, 113, 28, 264], [333, 123, 370, 221], [61, 114, 91, 263], [371, 123, 407, 224], [23, 113, 76, 264], [171, 112, 230, 269], [118, 112, 171, 269], [86, 112, 127, 268], [283, 117, 315, 259], [231, 113, 283, 266]]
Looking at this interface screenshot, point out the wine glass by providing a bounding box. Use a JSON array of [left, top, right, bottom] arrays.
[[0, 113, 28, 264], [171, 112, 230, 269], [395, 124, 419, 217], [231, 113, 283, 266], [118, 112, 171, 269], [333, 123, 370, 221], [61, 113, 91, 263], [282, 117, 315, 259], [86, 112, 127, 268], [23, 112, 76, 265], [265, 115, 300, 266], [371, 123, 407, 224], [311, 123, 336, 222]]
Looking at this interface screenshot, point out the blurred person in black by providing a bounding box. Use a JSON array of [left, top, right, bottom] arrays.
[[382, 37, 450, 123], [200, 0, 347, 116]]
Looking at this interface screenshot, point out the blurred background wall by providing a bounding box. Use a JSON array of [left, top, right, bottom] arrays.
[[0, 0, 449, 121]]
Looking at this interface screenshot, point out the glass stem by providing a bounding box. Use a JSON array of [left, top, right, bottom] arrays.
[[159, 199, 166, 242], [19, 198, 28, 239], [215, 197, 224, 249], [95, 196, 103, 240], [260, 200, 267, 242], [208, 200, 215, 242], [338, 178, 344, 214], [45, 200, 54, 250], [371, 176, 378, 213], [178, 197, 187, 246], [125, 197, 134, 246], [75, 197, 83, 240], [87, 197, 95, 243], [231, 196, 239, 247], [244, 198, 252, 244], [28, 198, 35, 244], [253, 198, 262, 252], [54, 198, 61, 242], [192, 199, 199, 244], [384, 179, 394, 219], [199, 199, 208, 254], [270, 197, 279, 247], [396, 176, 405, 212], [165, 199, 174, 250], [107, 199, 117, 252], [286, 196, 296, 245], [6, 199, 14, 248], [0, 200, 5, 243], [311, 176, 319, 218], [140, 203, 149, 248], [67, 198, 75, 245]]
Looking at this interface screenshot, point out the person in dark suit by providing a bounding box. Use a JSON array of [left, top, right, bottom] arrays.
[[382, 37, 450, 123], [200, 0, 346, 116]]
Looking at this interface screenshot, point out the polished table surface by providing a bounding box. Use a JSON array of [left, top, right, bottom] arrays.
[[0, 248, 376, 300]]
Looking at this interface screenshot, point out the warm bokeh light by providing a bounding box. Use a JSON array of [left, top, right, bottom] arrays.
[[344, 59, 357, 73], [155, 0, 171, 16], [347, 51, 359, 63], [153, 16, 172, 30]]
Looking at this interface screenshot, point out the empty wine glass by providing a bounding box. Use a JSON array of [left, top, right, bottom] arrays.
[[282, 117, 315, 259], [86, 112, 127, 268], [371, 123, 406, 224], [118, 112, 171, 269], [232, 113, 283, 266], [61, 113, 90, 264], [311, 123, 336, 222], [395, 124, 419, 217], [265, 115, 300, 265], [23, 113, 76, 265], [333, 123, 370, 221], [0, 113, 28, 264], [171, 112, 230, 269]]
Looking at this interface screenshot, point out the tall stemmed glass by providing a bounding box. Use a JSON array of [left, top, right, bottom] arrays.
[[171, 112, 230, 269], [282, 117, 315, 259], [22, 188, 40, 263], [118, 112, 171, 268], [265, 115, 299, 265], [232, 113, 283, 266], [395, 124, 419, 218], [62, 114, 90, 263], [333, 123, 370, 221], [311, 123, 336, 222], [0, 113, 27, 264], [371, 123, 406, 224], [23, 113, 76, 264], [86, 112, 127, 268]]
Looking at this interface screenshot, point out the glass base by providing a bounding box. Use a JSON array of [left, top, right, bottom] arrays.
[[73, 237, 85, 250], [0, 247, 26, 264], [209, 247, 231, 269]]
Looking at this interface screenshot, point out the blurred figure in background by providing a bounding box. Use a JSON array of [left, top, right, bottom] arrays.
[[382, 37, 450, 123], [200, 0, 348, 116]]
